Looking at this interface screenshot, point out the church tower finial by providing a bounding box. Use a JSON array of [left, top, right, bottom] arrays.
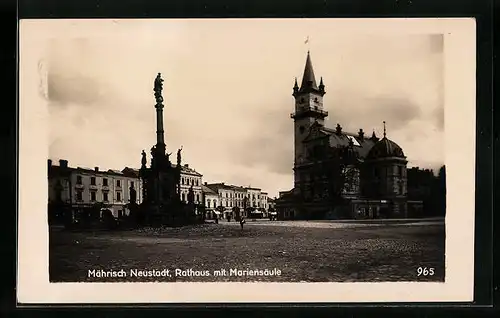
[[293, 77, 299, 95], [300, 51, 318, 91], [383, 121, 387, 138]]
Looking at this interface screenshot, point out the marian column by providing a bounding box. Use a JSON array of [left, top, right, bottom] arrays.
[[153, 73, 166, 156]]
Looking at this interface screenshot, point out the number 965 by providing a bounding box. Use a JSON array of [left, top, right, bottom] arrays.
[[417, 267, 435, 276]]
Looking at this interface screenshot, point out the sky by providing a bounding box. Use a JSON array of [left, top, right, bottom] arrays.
[[45, 19, 444, 198]]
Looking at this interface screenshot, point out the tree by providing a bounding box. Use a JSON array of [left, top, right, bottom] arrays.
[[436, 165, 446, 216]]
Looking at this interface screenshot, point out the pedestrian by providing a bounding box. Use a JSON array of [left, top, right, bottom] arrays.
[[240, 216, 246, 229]]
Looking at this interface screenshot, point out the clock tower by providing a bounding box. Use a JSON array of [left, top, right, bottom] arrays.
[[291, 51, 328, 186]]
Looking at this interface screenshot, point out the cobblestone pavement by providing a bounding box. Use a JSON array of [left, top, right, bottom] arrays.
[[49, 220, 445, 283]]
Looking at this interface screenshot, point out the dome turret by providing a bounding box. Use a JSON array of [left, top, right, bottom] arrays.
[[366, 137, 405, 159]]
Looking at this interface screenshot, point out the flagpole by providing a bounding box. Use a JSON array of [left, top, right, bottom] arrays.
[[305, 36, 310, 53]]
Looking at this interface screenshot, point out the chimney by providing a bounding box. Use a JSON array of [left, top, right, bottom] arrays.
[[204, 182, 207, 185], [48, 159, 52, 167], [94, 167, 99, 172], [358, 129, 364, 141], [59, 159, 68, 168], [184, 164, 189, 168]]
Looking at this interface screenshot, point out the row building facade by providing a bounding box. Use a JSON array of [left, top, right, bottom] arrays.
[[202, 183, 270, 219]]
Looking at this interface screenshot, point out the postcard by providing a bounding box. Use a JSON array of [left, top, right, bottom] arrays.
[[17, 18, 475, 303]]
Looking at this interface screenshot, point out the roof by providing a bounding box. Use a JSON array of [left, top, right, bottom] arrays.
[[122, 167, 140, 178], [246, 187, 261, 191], [205, 183, 234, 191], [171, 164, 202, 176], [366, 137, 406, 160], [48, 160, 141, 178], [107, 169, 124, 175], [231, 186, 247, 192], [304, 123, 380, 159], [201, 185, 218, 195]]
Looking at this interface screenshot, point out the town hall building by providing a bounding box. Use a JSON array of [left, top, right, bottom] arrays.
[[276, 52, 423, 220]]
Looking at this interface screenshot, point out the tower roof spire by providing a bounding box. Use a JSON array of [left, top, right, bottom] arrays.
[[383, 121, 387, 138], [300, 51, 318, 91]]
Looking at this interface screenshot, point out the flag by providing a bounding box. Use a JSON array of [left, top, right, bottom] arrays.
[[304, 36, 309, 44]]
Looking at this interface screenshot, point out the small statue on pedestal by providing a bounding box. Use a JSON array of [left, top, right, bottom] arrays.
[[141, 150, 147, 167], [177, 146, 183, 167]]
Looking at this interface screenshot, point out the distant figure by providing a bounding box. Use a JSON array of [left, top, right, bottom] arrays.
[[240, 216, 246, 229]]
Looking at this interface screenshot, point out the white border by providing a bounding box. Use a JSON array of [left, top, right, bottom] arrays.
[[17, 18, 476, 303]]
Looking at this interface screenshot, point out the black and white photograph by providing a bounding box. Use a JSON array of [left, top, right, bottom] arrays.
[[18, 18, 476, 303]]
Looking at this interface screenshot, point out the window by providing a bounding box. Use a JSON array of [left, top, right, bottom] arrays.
[[182, 177, 185, 185], [116, 180, 121, 187], [207, 200, 211, 208], [398, 166, 403, 177], [103, 178, 108, 186], [131, 181, 135, 188], [76, 191, 83, 201], [103, 192, 109, 202], [196, 194, 199, 202], [116, 191, 121, 201], [90, 191, 96, 201], [182, 193, 185, 202], [118, 210, 123, 218], [90, 177, 96, 185], [76, 175, 82, 184], [191, 179, 194, 186]]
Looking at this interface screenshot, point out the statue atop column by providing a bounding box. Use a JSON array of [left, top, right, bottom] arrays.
[[177, 146, 183, 167], [141, 150, 147, 167], [154, 73, 164, 104]]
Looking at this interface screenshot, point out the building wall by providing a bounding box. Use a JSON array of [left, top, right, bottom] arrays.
[[233, 187, 247, 208], [218, 188, 235, 209], [260, 192, 268, 210], [204, 193, 219, 209], [70, 169, 142, 217], [246, 188, 261, 208], [179, 171, 203, 204]]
